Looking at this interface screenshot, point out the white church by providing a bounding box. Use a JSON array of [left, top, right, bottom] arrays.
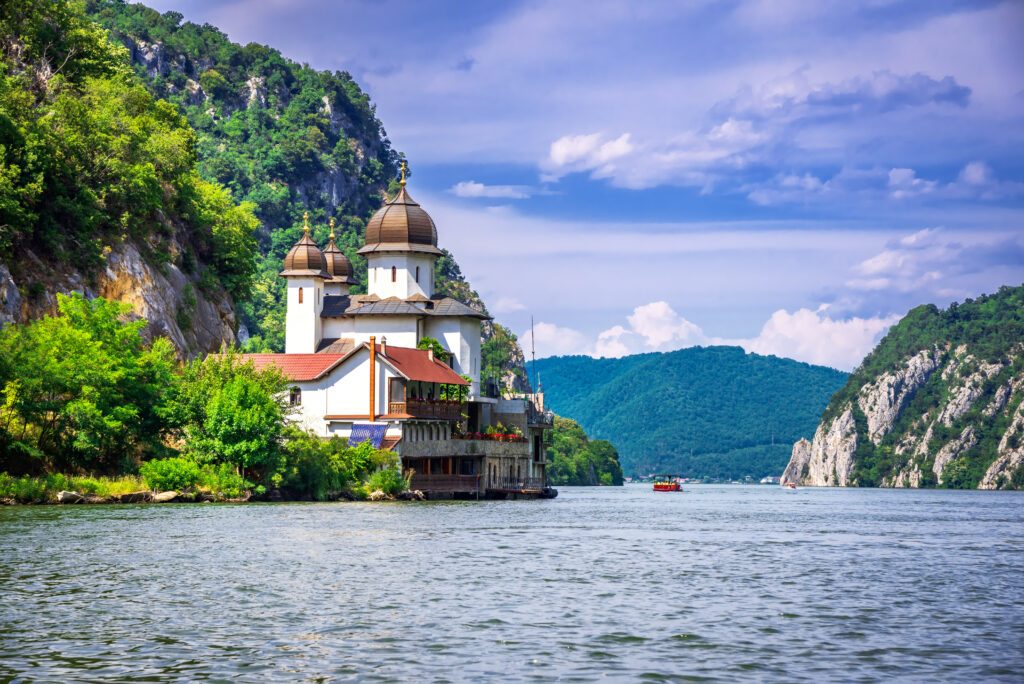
[[240, 171, 553, 498]]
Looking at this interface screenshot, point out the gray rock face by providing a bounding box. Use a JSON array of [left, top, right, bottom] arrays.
[[856, 348, 943, 445], [980, 402, 1024, 489], [57, 490, 84, 504], [792, 404, 858, 486], [781, 439, 811, 485], [933, 427, 978, 484], [152, 491, 179, 503], [1, 240, 236, 359]]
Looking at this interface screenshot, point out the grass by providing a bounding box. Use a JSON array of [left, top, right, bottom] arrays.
[[0, 473, 146, 503]]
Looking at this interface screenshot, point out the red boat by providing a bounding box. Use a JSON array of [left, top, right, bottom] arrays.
[[653, 481, 682, 492]]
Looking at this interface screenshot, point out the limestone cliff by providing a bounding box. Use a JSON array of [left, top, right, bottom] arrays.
[[782, 286, 1024, 489], [2, 238, 236, 358]]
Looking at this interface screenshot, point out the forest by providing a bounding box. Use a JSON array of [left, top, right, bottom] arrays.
[[535, 346, 848, 479]]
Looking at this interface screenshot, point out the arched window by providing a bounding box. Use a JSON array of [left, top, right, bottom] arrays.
[[289, 387, 302, 406], [391, 266, 397, 282], [298, 287, 303, 304]]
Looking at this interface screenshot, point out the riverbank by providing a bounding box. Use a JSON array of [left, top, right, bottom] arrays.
[[0, 473, 422, 505]]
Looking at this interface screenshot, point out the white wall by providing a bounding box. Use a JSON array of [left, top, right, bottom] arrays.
[[366, 253, 436, 299], [285, 276, 324, 353], [424, 317, 482, 397], [324, 281, 350, 296]]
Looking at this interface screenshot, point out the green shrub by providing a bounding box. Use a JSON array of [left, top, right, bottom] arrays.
[[366, 468, 408, 496], [200, 463, 253, 498], [140, 457, 202, 491]]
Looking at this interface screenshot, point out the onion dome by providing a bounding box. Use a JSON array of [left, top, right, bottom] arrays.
[[280, 212, 329, 278], [358, 162, 441, 255], [323, 218, 356, 284]]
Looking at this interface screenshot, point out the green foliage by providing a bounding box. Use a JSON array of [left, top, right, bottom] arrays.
[[366, 466, 409, 497], [140, 456, 201, 491], [169, 350, 289, 485], [416, 336, 450, 362], [0, 293, 177, 475], [0, 0, 258, 300], [482, 323, 527, 392], [547, 417, 624, 486], [536, 346, 848, 479], [0, 472, 144, 502], [279, 428, 391, 500]]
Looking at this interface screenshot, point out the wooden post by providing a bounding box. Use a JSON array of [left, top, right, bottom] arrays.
[[369, 335, 376, 422]]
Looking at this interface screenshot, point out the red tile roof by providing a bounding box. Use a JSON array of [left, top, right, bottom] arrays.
[[237, 354, 345, 382], [377, 344, 469, 385]]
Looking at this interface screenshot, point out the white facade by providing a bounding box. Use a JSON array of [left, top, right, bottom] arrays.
[[366, 252, 435, 299], [285, 276, 324, 354]]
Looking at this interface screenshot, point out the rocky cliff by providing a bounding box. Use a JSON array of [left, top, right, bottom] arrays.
[[782, 286, 1024, 489]]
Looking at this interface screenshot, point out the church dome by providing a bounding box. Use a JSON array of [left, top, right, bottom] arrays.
[[280, 214, 329, 277], [323, 219, 356, 284], [358, 173, 441, 255]]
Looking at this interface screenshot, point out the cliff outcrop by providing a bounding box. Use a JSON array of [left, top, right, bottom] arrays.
[[782, 286, 1024, 489]]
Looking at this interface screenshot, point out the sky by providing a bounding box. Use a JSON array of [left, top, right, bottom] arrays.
[[145, 0, 1024, 370]]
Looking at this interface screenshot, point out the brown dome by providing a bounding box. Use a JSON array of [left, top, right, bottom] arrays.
[[358, 183, 441, 255], [323, 237, 356, 284], [280, 222, 329, 278]]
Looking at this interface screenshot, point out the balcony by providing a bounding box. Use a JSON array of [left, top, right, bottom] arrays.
[[409, 474, 481, 494], [388, 399, 463, 421], [528, 409, 554, 427], [488, 477, 546, 493]]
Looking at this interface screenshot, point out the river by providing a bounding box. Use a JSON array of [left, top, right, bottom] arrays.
[[1, 484, 1022, 682]]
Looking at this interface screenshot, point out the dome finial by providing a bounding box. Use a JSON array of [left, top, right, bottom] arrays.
[[303, 211, 310, 235], [329, 217, 336, 240], [399, 160, 407, 187]]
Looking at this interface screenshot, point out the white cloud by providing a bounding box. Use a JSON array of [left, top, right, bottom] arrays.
[[743, 306, 900, 370], [492, 296, 526, 313], [547, 300, 898, 370], [888, 168, 938, 199], [520, 321, 590, 359], [542, 132, 634, 180], [450, 180, 531, 199]]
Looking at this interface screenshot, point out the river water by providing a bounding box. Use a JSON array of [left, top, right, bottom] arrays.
[[1, 484, 1022, 682]]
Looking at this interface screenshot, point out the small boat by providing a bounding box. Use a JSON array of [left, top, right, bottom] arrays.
[[653, 480, 682, 492], [786, 482, 797, 489]]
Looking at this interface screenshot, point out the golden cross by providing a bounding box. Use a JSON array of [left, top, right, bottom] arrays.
[[329, 217, 336, 240], [399, 160, 407, 186], [303, 211, 309, 234]]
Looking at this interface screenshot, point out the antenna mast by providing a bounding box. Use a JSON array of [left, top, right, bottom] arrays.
[[531, 315, 538, 393]]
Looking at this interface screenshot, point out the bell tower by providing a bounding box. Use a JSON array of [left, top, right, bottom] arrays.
[[280, 212, 328, 353]]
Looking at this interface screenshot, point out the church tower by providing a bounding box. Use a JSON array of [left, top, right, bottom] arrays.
[[280, 213, 328, 353], [358, 163, 441, 299]]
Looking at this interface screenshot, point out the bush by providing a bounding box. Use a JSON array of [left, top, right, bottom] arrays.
[[200, 463, 253, 499], [140, 457, 202, 491], [366, 468, 408, 496]]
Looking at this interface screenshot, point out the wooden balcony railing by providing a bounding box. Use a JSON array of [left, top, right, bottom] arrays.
[[409, 474, 481, 493], [388, 399, 464, 421], [488, 477, 546, 492]]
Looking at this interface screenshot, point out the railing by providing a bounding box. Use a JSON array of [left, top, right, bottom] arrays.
[[488, 477, 546, 492], [389, 399, 463, 421], [528, 409, 554, 427], [409, 474, 480, 493]]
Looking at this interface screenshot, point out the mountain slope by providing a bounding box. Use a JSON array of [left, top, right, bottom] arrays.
[[534, 347, 848, 479], [782, 284, 1024, 489], [0, 0, 261, 355]]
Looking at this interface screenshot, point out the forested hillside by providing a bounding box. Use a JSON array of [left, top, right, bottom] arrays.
[[535, 347, 848, 479], [0, 0, 264, 353], [84, 1, 529, 389], [784, 284, 1024, 489]]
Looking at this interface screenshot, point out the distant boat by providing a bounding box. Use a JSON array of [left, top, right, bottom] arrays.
[[785, 482, 797, 489], [653, 481, 682, 492]]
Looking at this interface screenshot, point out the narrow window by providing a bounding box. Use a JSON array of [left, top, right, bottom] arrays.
[[416, 266, 420, 283], [391, 265, 397, 282], [289, 387, 302, 406], [298, 287, 303, 304]]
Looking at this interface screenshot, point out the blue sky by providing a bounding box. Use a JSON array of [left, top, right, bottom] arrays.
[[146, 0, 1024, 369]]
